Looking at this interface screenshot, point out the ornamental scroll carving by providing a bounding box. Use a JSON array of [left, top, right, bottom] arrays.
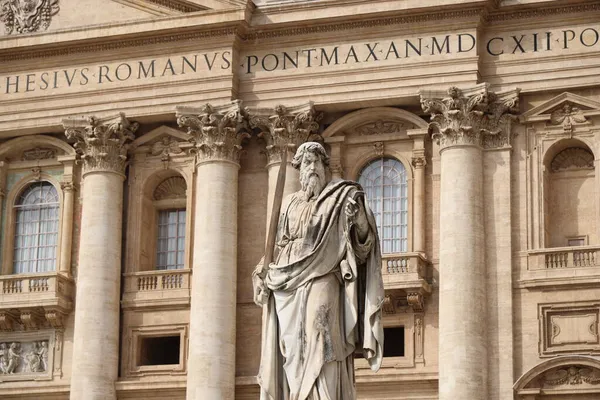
[[0, 0, 59, 35], [176, 101, 250, 165], [543, 365, 600, 386], [420, 85, 519, 150], [62, 113, 138, 175], [249, 104, 322, 164]]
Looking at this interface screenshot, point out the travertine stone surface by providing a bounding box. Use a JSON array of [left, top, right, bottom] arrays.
[[68, 172, 125, 400], [177, 102, 248, 400], [421, 85, 518, 400], [62, 114, 133, 400], [187, 161, 239, 400]]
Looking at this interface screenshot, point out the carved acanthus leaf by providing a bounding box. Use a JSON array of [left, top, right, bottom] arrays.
[[249, 104, 323, 164], [0, 0, 60, 35], [62, 113, 138, 175], [420, 85, 519, 150], [176, 101, 250, 164]]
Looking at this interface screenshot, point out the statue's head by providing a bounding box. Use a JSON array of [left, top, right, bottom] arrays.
[[293, 142, 329, 200]]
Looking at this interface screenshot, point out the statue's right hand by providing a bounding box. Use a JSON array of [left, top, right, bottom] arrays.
[[252, 272, 270, 306]]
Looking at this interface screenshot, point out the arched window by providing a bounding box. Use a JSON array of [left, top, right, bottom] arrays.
[[358, 158, 408, 253], [13, 182, 60, 274]]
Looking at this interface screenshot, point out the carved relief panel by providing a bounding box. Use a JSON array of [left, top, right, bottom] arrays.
[[539, 302, 600, 357], [0, 330, 61, 382]]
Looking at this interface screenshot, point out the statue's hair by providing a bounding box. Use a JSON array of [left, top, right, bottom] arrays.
[[292, 142, 330, 170]]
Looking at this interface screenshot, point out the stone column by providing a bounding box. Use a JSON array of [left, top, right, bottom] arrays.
[[63, 113, 138, 400], [420, 85, 518, 400], [177, 102, 249, 400], [249, 103, 322, 222], [408, 129, 427, 254]]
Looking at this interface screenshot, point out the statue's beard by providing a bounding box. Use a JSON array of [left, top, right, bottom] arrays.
[[300, 171, 325, 201]]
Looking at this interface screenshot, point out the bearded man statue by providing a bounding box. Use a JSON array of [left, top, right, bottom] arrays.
[[253, 142, 385, 400]]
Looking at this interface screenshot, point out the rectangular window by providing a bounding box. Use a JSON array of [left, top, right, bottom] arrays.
[[567, 237, 586, 247], [138, 335, 181, 366], [383, 326, 405, 357], [156, 209, 186, 270]]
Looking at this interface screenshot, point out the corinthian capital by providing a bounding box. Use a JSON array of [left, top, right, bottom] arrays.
[[249, 103, 323, 165], [176, 101, 250, 165], [62, 113, 138, 176], [420, 84, 519, 150]]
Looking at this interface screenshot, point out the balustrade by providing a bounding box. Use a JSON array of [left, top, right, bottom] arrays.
[[122, 269, 191, 309]]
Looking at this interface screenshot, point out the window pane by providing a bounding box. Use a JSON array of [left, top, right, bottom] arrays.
[[358, 158, 407, 254], [156, 209, 186, 270], [13, 182, 59, 274]]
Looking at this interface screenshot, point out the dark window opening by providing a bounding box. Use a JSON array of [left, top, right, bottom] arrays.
[[383, 327, 405, 357], [139, 335, 181, 366]]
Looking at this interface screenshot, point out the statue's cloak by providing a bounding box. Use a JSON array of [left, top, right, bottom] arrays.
[[258, 180, 384, 400]]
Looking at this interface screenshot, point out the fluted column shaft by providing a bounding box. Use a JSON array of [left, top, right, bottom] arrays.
[[177, 102, 249, 400], [63, 114, 137, 400]]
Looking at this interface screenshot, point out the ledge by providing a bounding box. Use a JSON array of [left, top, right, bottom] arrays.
[[122, 269, 191, 310]]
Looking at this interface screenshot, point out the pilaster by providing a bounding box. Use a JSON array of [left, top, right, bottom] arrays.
[[176, 101, 249, 400], [420, 84, 518, 400], [62, 113, 136, 400]]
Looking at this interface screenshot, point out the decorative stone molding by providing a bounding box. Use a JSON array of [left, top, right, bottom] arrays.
[[0, 0, 60, 35], [0, 311, 17, 331], [249, 103, 322, 165], [420, 84, 519, 151], [62, 113, 138, 176], [176, 101, 250, 165], [44, 310, 65, 329], [20, 311, 43, 330], [373, 141, 384, 157], [153, 176, 187, 200], [543, 365, 600, 386], [550, 147, 594, 172], [414, 313, 424, 362], [411, 155, 427, 169], [21, 148, 56, 161], [150, 136, 184, 167], [407, 292, 425, 312], [550, 103, 588, 134], [354, 120, 411, 136]]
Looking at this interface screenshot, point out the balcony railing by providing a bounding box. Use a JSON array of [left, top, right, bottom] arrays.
[[0, 272, 74, 310], [520, 245, 600, 289], [528, 245, 600, 270], [380, 253, 431, 312], [122, 269, 191, 309]]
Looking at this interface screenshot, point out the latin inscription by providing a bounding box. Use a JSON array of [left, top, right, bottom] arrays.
[[1, 24, 600, 96]]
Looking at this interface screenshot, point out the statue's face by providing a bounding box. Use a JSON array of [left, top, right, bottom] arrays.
[[299, 151, 327, 199]]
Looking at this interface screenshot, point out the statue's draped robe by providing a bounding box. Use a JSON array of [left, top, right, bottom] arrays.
[[258, 180, 384, 400]]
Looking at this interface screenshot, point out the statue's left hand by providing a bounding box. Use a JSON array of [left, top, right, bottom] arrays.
[[346, 197, 369, 240]]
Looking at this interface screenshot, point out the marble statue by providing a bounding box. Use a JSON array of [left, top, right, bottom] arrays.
[[253, 142, 385, 400]]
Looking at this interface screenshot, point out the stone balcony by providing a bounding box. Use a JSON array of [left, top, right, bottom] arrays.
[[0, 272, 74, 330], [380, 252, 431, 313], [518, 245, 600, 289], [122, 269, 191, 310]]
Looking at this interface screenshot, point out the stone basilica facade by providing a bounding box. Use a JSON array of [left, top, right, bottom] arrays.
[[1, 0, 600, 399]]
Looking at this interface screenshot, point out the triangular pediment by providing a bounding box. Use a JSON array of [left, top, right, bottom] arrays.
[[521, 92, 600, 123], [131, 125, 191, 156], [0, 0, 246, 36]]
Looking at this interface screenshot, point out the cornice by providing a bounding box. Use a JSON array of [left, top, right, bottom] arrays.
[[144, 0, 207, 12], [244, 8, 483, 41], [0, 28, 239, 63], [487, 1, 600, 22]]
